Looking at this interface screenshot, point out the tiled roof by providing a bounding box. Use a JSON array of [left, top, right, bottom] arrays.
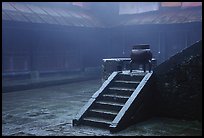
[[2, 2, 202, 28], [116, 7, 202, 26], [2, 2, 104, 28]]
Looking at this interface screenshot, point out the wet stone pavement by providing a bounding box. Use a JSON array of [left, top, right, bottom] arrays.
[[2, 79, 202, 136]]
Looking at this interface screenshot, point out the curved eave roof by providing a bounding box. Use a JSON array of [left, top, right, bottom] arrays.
[[116, 7, 202, 26], [2, 2, 104, 28]]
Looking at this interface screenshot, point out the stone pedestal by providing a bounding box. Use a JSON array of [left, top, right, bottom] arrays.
[[102, 58, 131, 81], [102, 58, 157, 82]]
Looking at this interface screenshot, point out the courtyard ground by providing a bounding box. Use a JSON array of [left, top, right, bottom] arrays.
[[2, 79, 202, 136]]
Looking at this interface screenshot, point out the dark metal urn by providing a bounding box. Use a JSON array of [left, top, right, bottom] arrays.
[[130, 44, 152, 72]]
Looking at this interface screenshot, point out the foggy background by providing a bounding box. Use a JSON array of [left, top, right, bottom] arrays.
[[2, 2, 202, 78], [2, 2, 202, 136]]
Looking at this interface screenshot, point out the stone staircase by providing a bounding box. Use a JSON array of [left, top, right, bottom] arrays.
[[73, 70, 154, 132]]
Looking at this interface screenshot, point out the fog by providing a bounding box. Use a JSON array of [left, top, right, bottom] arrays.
[[2, 2, 202, 77], [2, 2, 202, 136]]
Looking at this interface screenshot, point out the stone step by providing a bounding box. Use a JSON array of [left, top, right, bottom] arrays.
[[112, 80, 140, 88], [107, 88, 133, 97], [114, 80, 140, 84], [117, 74, 144, 81], [103, 94, 130, 99], [94, 101, 124, 111], [100, 94, 129, 103], [120, 70, 148, 76], [90, 109, 118, 115], [82, 116, 112, 128], [96, 101, 124, 107], [109, 87, 135, 92], [88, 109, 117, 120]]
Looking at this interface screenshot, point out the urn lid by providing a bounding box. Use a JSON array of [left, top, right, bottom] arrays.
[[132, 44, 150, 49]]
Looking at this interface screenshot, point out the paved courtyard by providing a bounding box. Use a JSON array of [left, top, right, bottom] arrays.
[[2, 79, 202, 136]]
